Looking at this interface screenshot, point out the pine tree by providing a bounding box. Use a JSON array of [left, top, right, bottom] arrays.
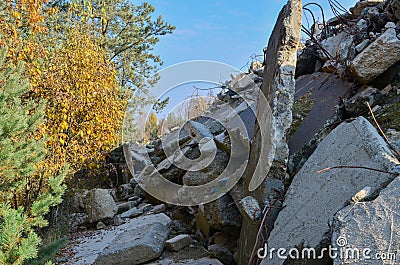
[[0, 48, 66, 265]]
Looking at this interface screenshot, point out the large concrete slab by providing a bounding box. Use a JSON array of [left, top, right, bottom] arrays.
[[289, 73, 351, 155], [95, 222, 170, 265], [332, 176, 400, 265], [239, 0, 303, 264], [262, 117, 399, 264], [66, 214, 171, 265], [350, 28, 400, 84]]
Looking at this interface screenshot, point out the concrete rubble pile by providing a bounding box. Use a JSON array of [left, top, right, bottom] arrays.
[[62, 70, 263, 265], [262, 0, 400, 264], [62, 0, 400, 264]]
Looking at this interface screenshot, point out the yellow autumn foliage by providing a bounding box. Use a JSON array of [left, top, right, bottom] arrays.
[[0, 0, 53, 65], [33, 26, 127, 177]]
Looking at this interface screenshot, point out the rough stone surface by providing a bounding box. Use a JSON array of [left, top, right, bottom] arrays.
[[344, 87, 383, 116], [208, 244, 234, 265], [67, 213, 171, 265], [332, 176, 400, 265], [147, 257, 223, 265], [261, 117, 399, 265], [387, 129, 400, 154], [238, 196, 261, 224], [83, 189, 118, 223], [198, 194, 242, 237], [183, 121, 213, 143], [71, 189, 88, 213], [240, 1, 303, 264], [120, 204, 152, 219], [182, 149, 229, 186], [289, 72, 350, 155], [95, 222, 170, 265], [69, 213, 88, 228], [117, 201, 135, 214], [350, 28, 400, 84], [320, 32, 354, 61], [355, 39, 370, 53], [165, 234, 192, 252]]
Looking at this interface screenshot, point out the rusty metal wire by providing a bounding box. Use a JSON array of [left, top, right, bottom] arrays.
[[247, 188, 287, 265], [327, 0, 357, 32], [301, 25, 334, 60], [303, 2, 328, 37]]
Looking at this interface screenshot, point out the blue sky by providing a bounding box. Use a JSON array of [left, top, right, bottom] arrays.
[[138, 0, 358, 123], [145, 0, 358, 69]]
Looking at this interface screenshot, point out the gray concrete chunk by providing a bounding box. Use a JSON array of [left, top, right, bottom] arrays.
[[165, 234, 192, 252], [95, 222, 170, 265], [332, 176, 400, 265], [262, 117, 399, 265], [350, 28, 400, 84], [67, 213, 171, 265]]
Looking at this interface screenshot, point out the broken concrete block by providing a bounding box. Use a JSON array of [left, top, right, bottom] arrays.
[[350, 28, 400, 84], [95, 222, 170, 265], [240, 0, 302, 264], [165, 234, 192, 252], [332, 176, 400, 264], [261, 117, 399, 265], [238, 196, 261, 224], [355, 39, 370, 53], [83, 189, 118, 223]]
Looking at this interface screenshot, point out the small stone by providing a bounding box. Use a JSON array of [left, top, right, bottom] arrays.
[[355, 39, 370, 53], [139, 203, 153, 213], [351, 186, 372, 203], [117, 201, 135, 214], [121, 207, 144, 219], [381, 84, 392, 95], [128, 195, 140, 201], [151, 204, 166, 214], [385, 22, 396, 29], [238, 196, 262, 224], [371, 105, 382, 112], [113, 215, 124, 226], [165, 234, 192, 251], [356, 19, 368, 31], [369, 32, 376, 38], [96, 221, 106, 230]]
